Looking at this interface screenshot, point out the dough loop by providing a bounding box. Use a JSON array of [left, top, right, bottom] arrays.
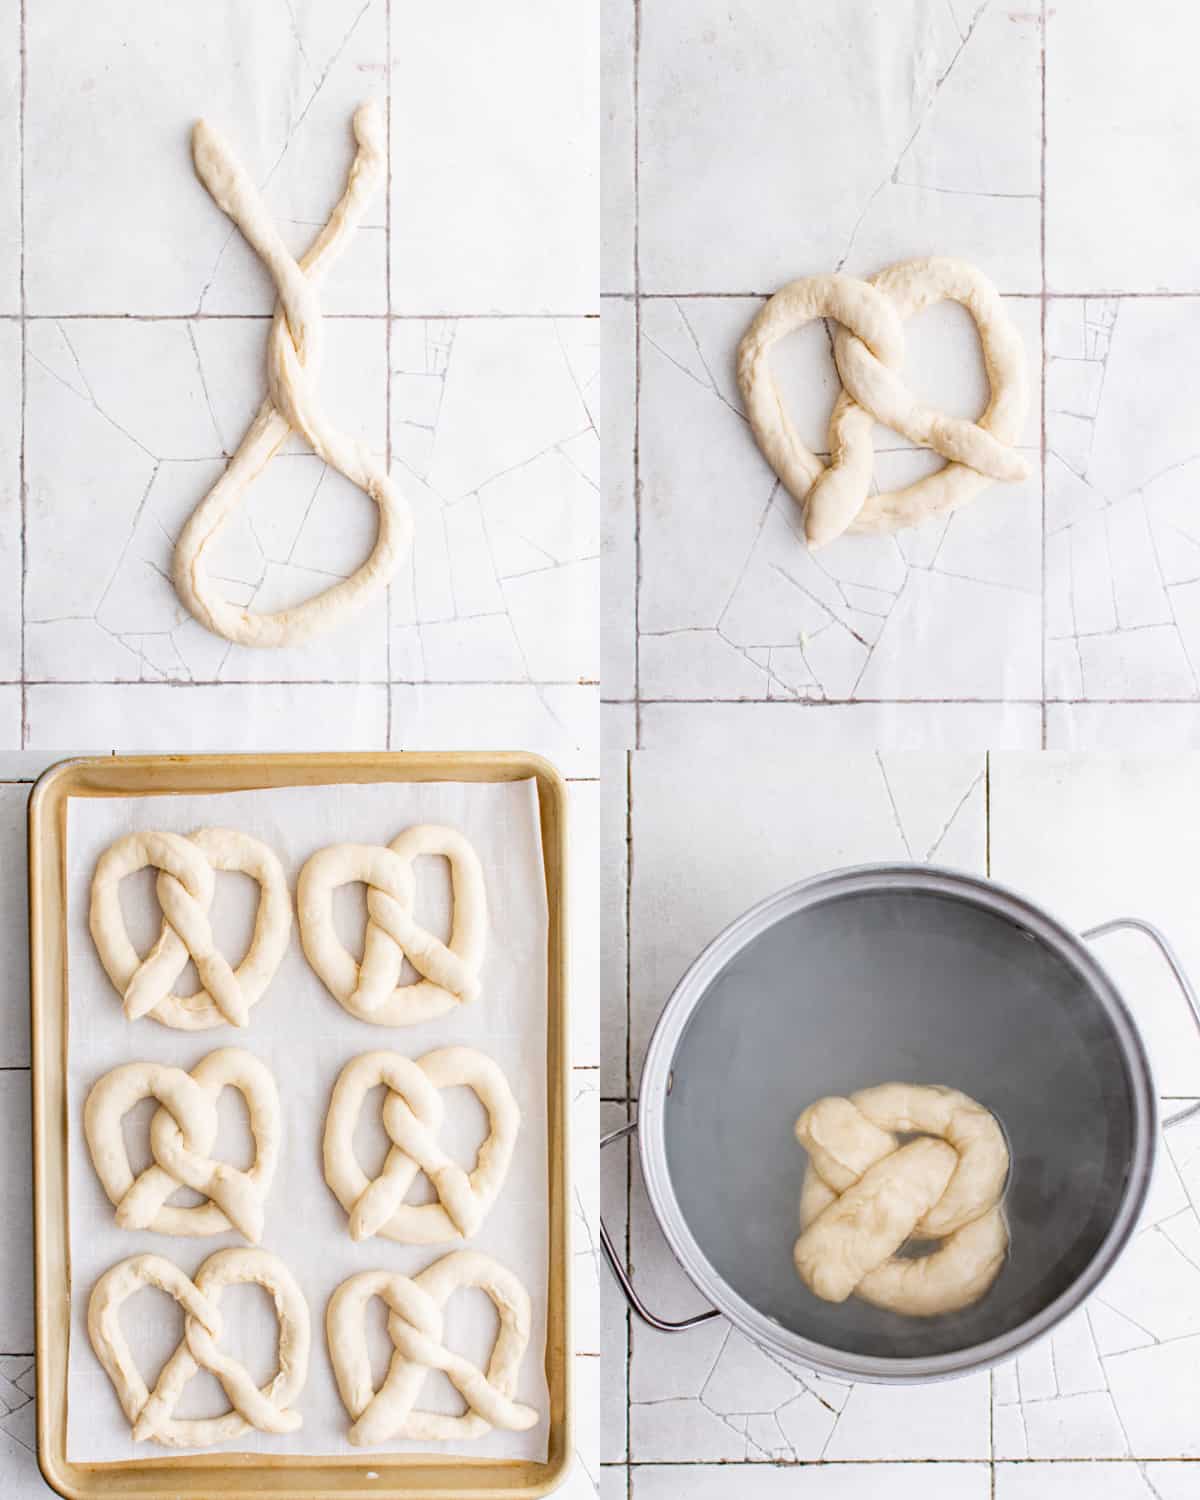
[[89, 827, 292, 1030], [298, 823, 486, 1026], [175, 100, 411, 647], [737, 257, 1029, 548], [87, 1248, 309, 1447], [85, 1048, 281, 1243], [794, 1082, 1010, 1317], [323, 1047, 519, 1244], [327, 1251, 538, 1445]]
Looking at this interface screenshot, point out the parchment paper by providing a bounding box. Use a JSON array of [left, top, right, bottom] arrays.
[[64, 778, 550, 1462]]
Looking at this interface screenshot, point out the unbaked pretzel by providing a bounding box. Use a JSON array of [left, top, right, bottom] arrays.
[[327, 1251, 538, 1445], [85, 1048, 280, 1243], [298, 824, 487, 1026], [88, 1248, 309, 1447], [89, 827, 292, 1030], [737, 257, 1029, 548], [174, 100, 411, 647], [794, 1082, 1010, 1316], [323, 1048, 519, 1243]]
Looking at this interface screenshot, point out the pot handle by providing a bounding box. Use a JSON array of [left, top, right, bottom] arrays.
[[1082, 916, 1200, 1036], [600, 1119, 722, 1332]]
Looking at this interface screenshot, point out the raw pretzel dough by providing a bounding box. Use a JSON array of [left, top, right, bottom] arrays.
[[174, 100, 411, 647], [89, 827, 292, 1030], [298, 824, 486, 1026], [323, 1048, 519, 1243], [88, 1248, 309, 1447], [794, 1083, 1009, 1316], [85, 1048, 281, 1243], [737, 257, 1029, 548], [327, 1251, 538, 1445]]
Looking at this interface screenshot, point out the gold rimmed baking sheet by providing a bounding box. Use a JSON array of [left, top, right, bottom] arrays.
[[29, 752, 571, 1500]]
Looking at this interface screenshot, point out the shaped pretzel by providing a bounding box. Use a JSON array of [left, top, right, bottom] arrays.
[[794, 1082, 1010, 1316], [88, 1248, 309, 1447], [738, 257, 1029, 548], [85, 1049, 281, 1243], [174, 101, 412, 647], [298, 824, 486, 1026], [327, 1252, 538, 1445], [89, 827, 292, 1030], [323, 1048, 519, 1243]]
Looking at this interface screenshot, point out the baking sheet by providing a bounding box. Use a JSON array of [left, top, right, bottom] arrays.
[[64, 778, 550, 1463]]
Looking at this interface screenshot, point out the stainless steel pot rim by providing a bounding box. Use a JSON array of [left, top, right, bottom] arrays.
[[636, 862, 1159, 1384]]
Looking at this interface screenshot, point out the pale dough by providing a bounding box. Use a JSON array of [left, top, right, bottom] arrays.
[[298, 823, 486, 1026], [84, 1048, 281, 1243], [737, 257, 1029, 548], [89, 827, 292, 1030], [327, 1251, 538, 1445], [174, 100, 412, 648], [88, 1248, 309, 1447], [794, 1083, 1010, 1316], [323, 1048, 519, 1244]]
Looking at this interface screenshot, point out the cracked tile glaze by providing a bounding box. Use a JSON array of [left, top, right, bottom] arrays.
[[638, 294, 1042, 704]]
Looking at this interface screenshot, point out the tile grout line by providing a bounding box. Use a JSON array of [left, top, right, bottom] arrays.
[[1039, 0, 1048, 750], [18, 0, 27, 749]]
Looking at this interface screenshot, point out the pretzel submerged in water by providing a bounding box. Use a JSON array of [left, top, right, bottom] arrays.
[[793, 1082, 1010, 1316]]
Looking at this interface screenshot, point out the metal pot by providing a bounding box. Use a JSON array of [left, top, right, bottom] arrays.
[[602, 863, 1200, 1383]]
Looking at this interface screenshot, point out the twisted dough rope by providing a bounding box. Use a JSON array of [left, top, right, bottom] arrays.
[[327, 1252, 538, 1445], [324, 1048, 519, 1244], [737, 257, 1029, 548], [85, 1049, 280, 1243], [793, 1083, 1010, 1317], [88, 1248, 309, 1447], [298, 824, 487, 1026], [174, 100, 411, 647], [89, 828, 292, 1030]]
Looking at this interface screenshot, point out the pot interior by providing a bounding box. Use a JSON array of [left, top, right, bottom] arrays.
[[661, 885, 1143, 1360]]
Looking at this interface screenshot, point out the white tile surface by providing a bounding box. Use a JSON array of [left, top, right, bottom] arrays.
[[988, 755, 1200, 1095], [632, 1464, 991, 1498], [574, 1071, 601, 1356], [599, 744, 628, 1095], [388, 684, 596, 778], [637, 0, 1039, 295], [636, 294, 1043, 708], [0, 324, 18, 681], [0, 0, 16, 317], [25, 683, 388, 753], [628, 750, 984, 1080], [601, 3, 634, 295], [1046, 2, 1200, 293], [996, 1464, 1200, 1500], [600, 1103, 629, 1464], [389, 317, 598, 686], [0, 785, 29, 1067], [26, 0, 388, 315], [602, 299, 636, 702], [0, 1355, 41, 1500], [389, 1, 597, 315]]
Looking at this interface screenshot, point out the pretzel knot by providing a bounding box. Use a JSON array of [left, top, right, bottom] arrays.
[[298, 824, 487, 1026], [737, 257, 1030, 549], [89, 828, 292, 1030], [323, 1048, 520, 1244], [793, 1083, 1010, 1317], [327, 1252, 538, 1445], [174, 100, 412, 648], [85, 1049, 281, 1244], [87, 1249, 310, 1447]]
